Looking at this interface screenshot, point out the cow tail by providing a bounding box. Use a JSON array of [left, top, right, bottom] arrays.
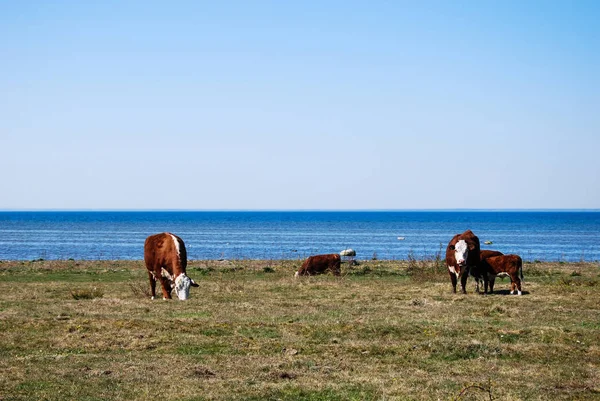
[[519, 259, 524, 282]]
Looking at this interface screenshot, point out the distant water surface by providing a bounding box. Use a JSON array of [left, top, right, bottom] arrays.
[[0, 211, 599, 262]]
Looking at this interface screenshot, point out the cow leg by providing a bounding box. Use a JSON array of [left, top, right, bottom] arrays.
[[489, 277, 496, 293], [449, 273, 458, 293], [509, 275, 522, 295], [160, 278, 172, 299], [156, 269, 172, 300], [475, 278, 483, 294], [147, 271, 157, 300], [472, 276, 480, 293], [483, 276, 489, 294], [332, 264, 341, 276], [460, 272, 468, 294], [515, 277, 523, 296]]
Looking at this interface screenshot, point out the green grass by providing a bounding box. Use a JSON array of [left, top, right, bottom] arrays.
[[0, 259, 599, 400]]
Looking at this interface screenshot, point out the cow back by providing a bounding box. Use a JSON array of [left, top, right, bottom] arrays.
[[484, 254, 522, 275], [144, 232, 187, 276], [480, 250, 503, 261]]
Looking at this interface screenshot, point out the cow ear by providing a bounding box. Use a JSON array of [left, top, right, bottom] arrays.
[[190, 279, 199, 287], [449, 245, 455, 251]]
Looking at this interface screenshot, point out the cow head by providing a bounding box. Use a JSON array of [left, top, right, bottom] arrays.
[[173, 273, 199, 301], [450, 239, 469, 268]]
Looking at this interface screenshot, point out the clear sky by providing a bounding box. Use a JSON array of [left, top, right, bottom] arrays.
[[1, 1, 598, 210]]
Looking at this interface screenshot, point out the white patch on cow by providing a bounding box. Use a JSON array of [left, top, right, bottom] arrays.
[[454, 240, 468, 266], [294, 271, 299, 278], [496, 272, 509, 278], [174, 273, 192, 300], [517, 290, 522, 296], [161, 267, 173, 281], [448, 265, 459, 278], [170, 234, 181, 257], [151, 296, 155, 300]]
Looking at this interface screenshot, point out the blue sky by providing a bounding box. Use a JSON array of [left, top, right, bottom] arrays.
[[1, 1, 598, 210]]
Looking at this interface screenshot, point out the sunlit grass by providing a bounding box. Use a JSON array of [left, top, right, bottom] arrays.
[[0, 259, 599, 400]]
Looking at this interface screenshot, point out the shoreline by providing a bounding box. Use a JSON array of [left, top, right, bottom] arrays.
[[2, 258, 599, 263]]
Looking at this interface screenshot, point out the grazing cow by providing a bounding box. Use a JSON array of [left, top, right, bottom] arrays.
[[479, 254, 524, 295], [469, 250, 505, 293], [144, 232, 199, 300], [295, 254, 341, 277], [446, 230, 481, 293]]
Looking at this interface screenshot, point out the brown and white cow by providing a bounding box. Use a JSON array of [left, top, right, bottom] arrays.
[[478, 254, 524, 295], [446, 230, 480, 293], [471, 250, 505, 293], [144, 232, 199, 300], [295, 254, 341, 277]]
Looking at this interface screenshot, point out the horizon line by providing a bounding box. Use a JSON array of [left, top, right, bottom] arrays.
[[1, 208, 600, 213]]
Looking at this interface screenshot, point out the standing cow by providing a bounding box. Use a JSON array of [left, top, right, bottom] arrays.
[[479, 254, 524, 295], [471, 250, 504, 293], [295, 254, 341, 277], [144, 232, 199, 300], [446, 230, 481, 294]]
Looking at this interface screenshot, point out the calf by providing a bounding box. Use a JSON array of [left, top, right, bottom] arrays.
[[479, 254, 524, 295], [144, 232, 199, 300], [480, 250, 504, 260], [295, 254, 341, 277], [471, 250, 504, 293], [446, 230, 480, 293]]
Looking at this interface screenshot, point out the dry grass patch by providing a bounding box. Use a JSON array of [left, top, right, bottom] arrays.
[[0, 260, 599, 400], [70, 287, 104, 300]]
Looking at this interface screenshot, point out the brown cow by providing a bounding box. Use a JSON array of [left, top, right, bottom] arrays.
[[479, 254, 524, 295], [480, 250, 504, 260], [471, 250, 504, 293], [295, 254, 341, 277], [144, 232, 199, 300], [446, 230, 480, 293]]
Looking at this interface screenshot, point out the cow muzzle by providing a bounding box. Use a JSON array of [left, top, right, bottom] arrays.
[[174, 274, 192, 300]]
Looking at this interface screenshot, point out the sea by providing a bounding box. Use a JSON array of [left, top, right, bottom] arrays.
[[0, 211, 599, 262]]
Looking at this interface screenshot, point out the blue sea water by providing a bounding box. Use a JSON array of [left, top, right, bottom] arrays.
[[0, 211, 599, 262]]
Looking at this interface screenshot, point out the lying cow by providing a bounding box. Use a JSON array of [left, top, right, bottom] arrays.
[[295, 254, 341, 277], [478, 254, 524, 295], [446, 230, 480, 293], [144, 232, 199, 300]]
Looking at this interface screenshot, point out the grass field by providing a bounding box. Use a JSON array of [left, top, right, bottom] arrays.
[[0, 259, 599, 400]]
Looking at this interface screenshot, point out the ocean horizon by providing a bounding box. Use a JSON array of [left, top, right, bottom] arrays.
[[2, 209, 599, 212], [1, 210, 599, 262]]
